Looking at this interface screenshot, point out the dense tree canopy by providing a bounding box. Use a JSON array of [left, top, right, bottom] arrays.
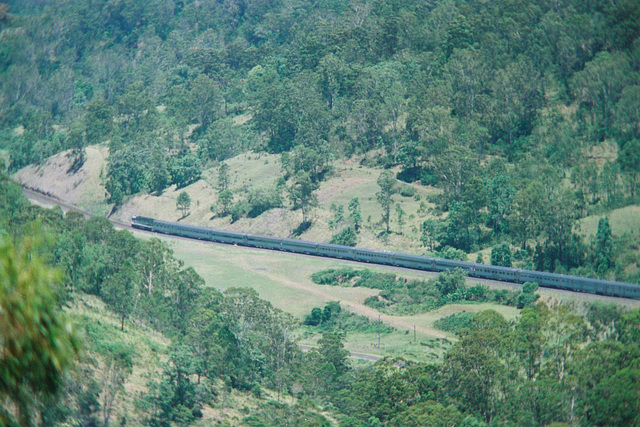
[[1, 0, 639, 280]]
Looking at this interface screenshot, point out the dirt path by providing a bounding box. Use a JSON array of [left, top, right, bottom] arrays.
[[233, 256, 453, 340], [300, 344, 383, 361]]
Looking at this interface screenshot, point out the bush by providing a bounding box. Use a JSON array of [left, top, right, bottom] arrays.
[[397, 166, 422, 183], [329, 227, 357, 246], [247, 187, 282, 218], [433, 312, 476, 335], [170, 153, 202, 189], [516, 281, 540, 308], [364, 295, 388, 310], [435, 246, 468, 261], [435, 269, 467, 295], [399, 185, 417, 198], [304, 300, 393, 334], [304, 307, 323, 326], [420, 168, 439, 186], [354, 270, 398, 290], [491, 242, 513, 267], [310, 268, 360, 285], [492, 289, 519, 306], [230, 200, 250, 222]]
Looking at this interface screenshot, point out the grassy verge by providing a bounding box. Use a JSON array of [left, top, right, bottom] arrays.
[[166, 236, 540, 362], [579, 204, 640, 237]]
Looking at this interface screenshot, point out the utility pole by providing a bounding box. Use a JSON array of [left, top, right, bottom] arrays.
[[378, 314, 381, 349]]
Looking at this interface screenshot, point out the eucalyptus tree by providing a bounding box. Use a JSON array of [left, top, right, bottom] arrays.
[[376, 171, 397, 234]]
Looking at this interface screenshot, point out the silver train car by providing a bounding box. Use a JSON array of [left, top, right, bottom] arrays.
[[131, 216, 640, 300]]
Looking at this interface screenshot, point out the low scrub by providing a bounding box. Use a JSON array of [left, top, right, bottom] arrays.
[[433, 312, 477, 335], [311, 268, 523, 314], [303, 301, 395, 334]]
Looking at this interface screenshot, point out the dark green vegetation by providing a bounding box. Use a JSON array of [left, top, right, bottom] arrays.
[[311, 267, 540, 314], [1, 0, 639, 283], [3, 164, 640, 425], [2, 0, 640, 424], [303, 300, 395, 335], [336, 304, 640, 426]]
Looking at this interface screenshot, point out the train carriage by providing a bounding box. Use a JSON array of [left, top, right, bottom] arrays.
[[131, 216, 640, 300], [317, 242, 354, 260], [281, 238, 318, 255]]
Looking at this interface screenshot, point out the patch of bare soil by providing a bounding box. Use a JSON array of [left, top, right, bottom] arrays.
[[315, 172, 377, 204], [231, 255, 453, 340], [13, 145, 110, 214]]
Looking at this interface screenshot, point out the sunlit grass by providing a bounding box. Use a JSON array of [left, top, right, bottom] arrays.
[[69, 294, 170, 423], [579, 204, 640, 237], [165, 236, 547, 362]]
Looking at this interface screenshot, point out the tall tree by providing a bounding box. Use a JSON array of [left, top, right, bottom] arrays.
[[188, 74, 220, 131], [176, 191, 191, 218], [509, 181, 545, 249], [443, 329, 506, 423], [491, 242, 513, 267], [289, 171, 318, 225], [618, 139, 640, 196], [571, 52, 633, 140], [376, 170, 397, 234], [592, 217, 614, 275], [486, 175, 515, 234], [348, 197, 362, 232], [217, 162, 230, 193], [433, 144, 479, 208], [317, 332, 350, 377], [102, 262, 138, 331], [0, 235, 79, 426]]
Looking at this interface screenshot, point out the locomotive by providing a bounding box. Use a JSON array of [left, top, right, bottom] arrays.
[[131, 216, 640, 300]]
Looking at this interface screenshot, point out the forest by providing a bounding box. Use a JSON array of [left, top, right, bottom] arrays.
[[1, 0, 640, 425], [2, 171, 640, 426], [1, 0, 639, 281]]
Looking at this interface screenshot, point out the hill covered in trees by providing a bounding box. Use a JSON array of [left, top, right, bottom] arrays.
[[1, 0, 640, 281], [3, 171, 640, 426]]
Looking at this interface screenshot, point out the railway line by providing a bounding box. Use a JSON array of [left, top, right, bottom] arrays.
[[21, 185, 640, 302], [132, 215, 640, 300]]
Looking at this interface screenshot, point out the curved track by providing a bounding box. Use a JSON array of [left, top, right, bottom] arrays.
[[21, 185, 640, 308]]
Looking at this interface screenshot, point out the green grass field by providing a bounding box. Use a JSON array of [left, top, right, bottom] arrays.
[[161, 233, 640, 361], [164, 236, 535, 361], [579, 204, 640, 237]]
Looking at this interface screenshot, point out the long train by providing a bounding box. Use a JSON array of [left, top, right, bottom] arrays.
[[131, 216, 640, 300]]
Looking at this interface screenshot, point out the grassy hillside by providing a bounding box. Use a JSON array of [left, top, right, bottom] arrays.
[[69, 294, 333, 426], [161, 234, 640, 363], [13, 147, 442, 253], [2, 0, 640, 285]]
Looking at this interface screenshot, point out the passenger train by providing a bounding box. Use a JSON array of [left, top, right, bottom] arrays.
[[131, 216, 640, 300]]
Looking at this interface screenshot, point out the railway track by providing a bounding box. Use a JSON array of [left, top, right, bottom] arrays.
[[20, 184, 640, 307]]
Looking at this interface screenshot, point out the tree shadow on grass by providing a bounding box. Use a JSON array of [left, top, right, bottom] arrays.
[[291, 221, 312, 237]]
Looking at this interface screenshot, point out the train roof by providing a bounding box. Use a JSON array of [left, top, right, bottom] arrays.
[[136, 216, 640, 290]]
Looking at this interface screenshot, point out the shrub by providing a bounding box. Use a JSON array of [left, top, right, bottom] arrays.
[[399, 185, 417, 198], [433, 312, 476, 335], [435, 246, 468, 261], [329, 227, 357, 246], [364, 295, 388, 310], [516, 281, 540, 308], [491, 242, 513, 267], [310, 268, 361, 285], [246, 187, 282, 218], [230, 200, 250, 222]]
